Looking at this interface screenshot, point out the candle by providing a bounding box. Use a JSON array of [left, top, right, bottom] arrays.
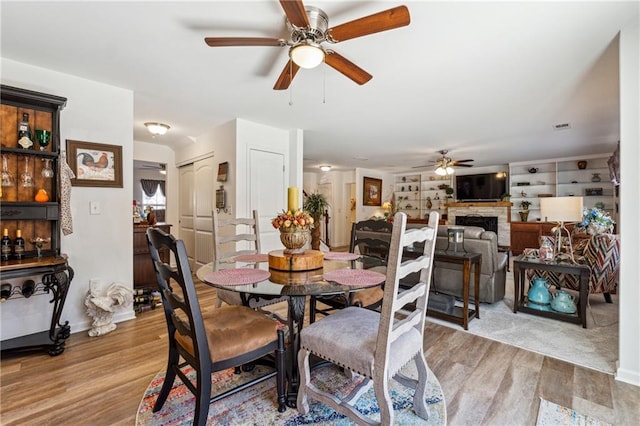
[[288, 187, 299, 212]]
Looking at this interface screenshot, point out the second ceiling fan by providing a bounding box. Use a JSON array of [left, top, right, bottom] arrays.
[[204, 0, 411, 90], [413, 150, 474, 175]]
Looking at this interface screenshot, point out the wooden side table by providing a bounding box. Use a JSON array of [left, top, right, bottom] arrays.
[[513, 254, 590, 328], [428, 250, 482, 330]]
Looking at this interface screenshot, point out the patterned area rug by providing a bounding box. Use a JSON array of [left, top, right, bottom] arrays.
[[536, 398, 612, 426], [136, 362, 446, 425]]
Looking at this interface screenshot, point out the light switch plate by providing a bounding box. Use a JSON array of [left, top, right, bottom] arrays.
[[90, 201, 101, 215]]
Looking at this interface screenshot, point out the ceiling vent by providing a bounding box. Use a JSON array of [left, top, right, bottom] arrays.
[[553, 122, 572, 131]]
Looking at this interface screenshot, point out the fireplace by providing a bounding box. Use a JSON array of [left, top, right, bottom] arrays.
[[456, 215, 498, 235], [446, 202, 512, 247]]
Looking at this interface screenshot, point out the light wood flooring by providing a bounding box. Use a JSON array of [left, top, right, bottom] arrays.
[[1, 281, 639, 425]]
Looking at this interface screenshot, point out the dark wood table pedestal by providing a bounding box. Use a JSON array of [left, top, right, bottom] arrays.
[[427, 251, 482, 330]]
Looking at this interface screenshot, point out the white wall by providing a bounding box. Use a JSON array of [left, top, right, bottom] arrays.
[[355, 168, 395, 222], [616, 16, 640, 386], [1, 58, 135, 339]]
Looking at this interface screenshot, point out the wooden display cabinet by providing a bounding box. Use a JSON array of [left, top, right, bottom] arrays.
[[1, 85, 73, 356], [133, 224, 172, 289], [510, 221, 575, 255]]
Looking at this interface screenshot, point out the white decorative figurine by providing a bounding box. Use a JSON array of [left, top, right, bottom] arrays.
[[84, 282, 133, 337]]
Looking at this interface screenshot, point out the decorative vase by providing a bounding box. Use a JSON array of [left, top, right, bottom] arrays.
[[34, 188, 49, 202], [527, 277, 552, 311], [518, 210, 530, 222], [591, 173, 601, 182], [279, 228, 310, 254], [577, 160, 587, 169]]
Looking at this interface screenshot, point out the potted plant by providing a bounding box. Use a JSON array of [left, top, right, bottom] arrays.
[[303, 192, 330, 250], [445, 186, 455, 199], [501, 193, 511, 202], [518, 200, 532, 222]]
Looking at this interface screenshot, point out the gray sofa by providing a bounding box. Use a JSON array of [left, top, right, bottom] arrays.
[[354, 222, 507, 303], [430, 225, 508, 303]]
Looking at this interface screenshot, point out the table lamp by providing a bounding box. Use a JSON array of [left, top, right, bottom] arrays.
[[382, 201, 392, 219], [540, 196, 583, 262], [447, 226, 465, 252]]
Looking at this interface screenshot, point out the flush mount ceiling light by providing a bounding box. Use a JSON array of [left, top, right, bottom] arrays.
[[145, 122, 170, 136], [290, 41, 325, 69], [319, 165, 331, 172]]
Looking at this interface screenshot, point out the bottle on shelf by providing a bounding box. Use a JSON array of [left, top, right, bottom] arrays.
[[13, 229, 25, 260], [1, 283, 12, 302], [17, 113, 34, 149], [1, 228, 12, 261], [21, 279, 36, 298]]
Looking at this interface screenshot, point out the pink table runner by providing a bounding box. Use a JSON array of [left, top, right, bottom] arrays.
[[232, 253, 269, 263], [323, 269, 386, 287], [323, 252, 360, 261], [204, 269, 270, 286]]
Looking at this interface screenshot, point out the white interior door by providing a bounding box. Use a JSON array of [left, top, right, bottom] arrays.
[[193, 157, 216, 267], [249, 148, 286, 252], [178, 164, 195, 268], [178, 157, 216, 269]]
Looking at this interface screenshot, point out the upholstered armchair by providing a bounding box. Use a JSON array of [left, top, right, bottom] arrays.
[[528, 233, 620, 302]]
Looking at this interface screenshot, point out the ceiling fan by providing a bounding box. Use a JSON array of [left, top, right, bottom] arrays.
[[204, 0, 411, 90], [413, 150, 474, 175], [138, 162, 167, 175]]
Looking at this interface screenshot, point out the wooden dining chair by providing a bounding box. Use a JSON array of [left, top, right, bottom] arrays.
[[147, 227, 286, 425], [309, 219, 392, 322], [212, 209, 285, 312], [297, 212, 439, 425]]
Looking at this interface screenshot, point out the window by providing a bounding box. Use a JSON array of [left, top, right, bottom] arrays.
[[140, 180, 166, 222], [142, 185, 166, 211]]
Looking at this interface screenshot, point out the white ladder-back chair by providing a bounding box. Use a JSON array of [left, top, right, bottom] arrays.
[[297, 211, 439, 425], [212, 209, 286, 312]]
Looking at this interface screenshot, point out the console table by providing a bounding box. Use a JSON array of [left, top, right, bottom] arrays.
[[1, 255, 73, 356], [427, 250, 481, 330], [513, 255, 590, 328]]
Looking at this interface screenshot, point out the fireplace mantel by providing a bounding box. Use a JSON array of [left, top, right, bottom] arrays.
[[446, 201, 513, 208]]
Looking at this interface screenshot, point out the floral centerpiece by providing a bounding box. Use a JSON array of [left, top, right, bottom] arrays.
[[272, 210, 314, 253], [577, 207, 615, 235]]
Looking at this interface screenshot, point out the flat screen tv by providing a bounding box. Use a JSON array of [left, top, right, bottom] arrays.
[[455, 173, 507, 202]]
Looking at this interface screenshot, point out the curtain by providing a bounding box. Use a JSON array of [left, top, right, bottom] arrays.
[[140, 179, 165, 197]]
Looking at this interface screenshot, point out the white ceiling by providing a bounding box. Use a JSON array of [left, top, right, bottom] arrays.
[[1, 1, 635, 173]]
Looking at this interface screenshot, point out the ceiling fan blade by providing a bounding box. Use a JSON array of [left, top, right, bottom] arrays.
[[412, 164, 431, 169], [204, 37, 285, 47], [273, 60, 300, 90], [279, 0, 309, 28], [455, 164, 474, 167], [327, 5, 410, 43], [324, 51, 372, 85], [453, 159, 474, 163]]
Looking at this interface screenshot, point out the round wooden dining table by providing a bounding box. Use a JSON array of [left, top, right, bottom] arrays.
[[196, 250, 386, 408]]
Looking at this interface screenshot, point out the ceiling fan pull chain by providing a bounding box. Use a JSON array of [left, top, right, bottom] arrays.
[[322, 64, 326, 104], [289, 60, 294, 106]]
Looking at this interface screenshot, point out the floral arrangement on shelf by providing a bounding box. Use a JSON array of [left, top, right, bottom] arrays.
[[577, 207, 615, 235], [271, 210, 314, 232]]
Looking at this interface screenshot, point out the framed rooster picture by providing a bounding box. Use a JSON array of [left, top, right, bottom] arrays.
[[66, 140, 123, 187]]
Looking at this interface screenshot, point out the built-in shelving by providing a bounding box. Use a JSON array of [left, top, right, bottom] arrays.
[[509, 154, 616, 222]]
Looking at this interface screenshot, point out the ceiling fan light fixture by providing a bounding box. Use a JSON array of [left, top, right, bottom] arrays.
[[290, 41, 325, 69], [319, 165, 332, 172], [145, 122, 170, 136], [435, 165, 455, 176]]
